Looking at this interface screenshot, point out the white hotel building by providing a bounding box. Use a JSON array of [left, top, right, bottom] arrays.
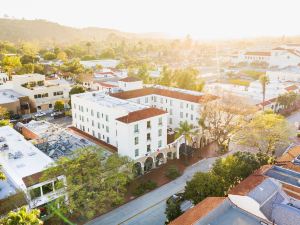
[[71, 84, 217, 172]]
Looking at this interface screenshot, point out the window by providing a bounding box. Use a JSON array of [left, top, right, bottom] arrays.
[[53, 91, 63, 96], [42, 183, 53, 195], [30, 187, 41, 199], [92, 120, 94, 126], [97, 112, 100, 118], [158, 129, 162, 137], [186, 103, 189, 108], [134, 124, 139, 133], [107, 137, 110, 143], [191, 105, 194, 110], [98, 133, 101, 139], [106, 126, 109, 133], [170, 100, 173, 106], [180, 102, 183, 108], [135, 149, 139, 157], [147, 121, 151, 129], [180, 112, 183, 118], [105, 115, 109, 122], [49, 104, 52, 108], [191, 114, 194, 120], [169, 118, 172, 124], [134, 137, 139, 145], [98, 122, 100, 129], [147, 144, 151, 152], [158, 140, 162, 148], [145, 97, 148, 103], [186, 113, 188, 118], [170, 109, 173, 115], [158, 117, 162, 125], [92, 130, 95, 136], [91, 110, 94, 116], [147, 133, 151, 141], [37, 106, 41, 110]]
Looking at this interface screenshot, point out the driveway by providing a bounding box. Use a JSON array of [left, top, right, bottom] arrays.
[[86, 157, 216, 225]]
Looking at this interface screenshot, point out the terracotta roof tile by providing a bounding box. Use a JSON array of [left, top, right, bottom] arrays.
[[111, 87, 218, 103], [169, 197, 226, 225], [285, 85, 298, 91], [116, 107, 166, 124], [119, 77, 141, 82], [276, 145, 300, 173], [245, 51, 271, 56]]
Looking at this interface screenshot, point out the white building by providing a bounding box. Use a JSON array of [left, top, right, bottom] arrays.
[[231, 46, 300, 69], [3, 74, 71, 112], [71, 85, 217, 172], [0, 126, 66, 210], [266, 66, 300, 82], [118, 77, 143, 91], [80, 59, 120, 69]]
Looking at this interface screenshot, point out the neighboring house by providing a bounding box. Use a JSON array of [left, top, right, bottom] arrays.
[[118, 77, 143, 91], [0, 126, 67, 215], [0, 89, 30, 114], [8, 74, 71, 112], [170, 146, 300, 225]]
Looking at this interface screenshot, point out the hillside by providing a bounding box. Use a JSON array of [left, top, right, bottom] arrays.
[[0, 18, 165, 43]]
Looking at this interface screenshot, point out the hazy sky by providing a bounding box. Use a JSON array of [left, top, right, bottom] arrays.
[[1, 0, 300, 39]]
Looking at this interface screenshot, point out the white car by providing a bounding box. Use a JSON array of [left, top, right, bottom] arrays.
[[34, 112, 46, 117]]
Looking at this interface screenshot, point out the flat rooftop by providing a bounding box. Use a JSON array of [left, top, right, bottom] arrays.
[[0, 126, 53, 191], [21, 120, 106, 160], [74, 91, 147, 112], [0, 89, 25, 104]]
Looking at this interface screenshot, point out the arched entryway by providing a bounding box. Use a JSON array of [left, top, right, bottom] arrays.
[[144, 157, 154, 172], [155, 153, 164, 167], [133, 162, 143, 176]]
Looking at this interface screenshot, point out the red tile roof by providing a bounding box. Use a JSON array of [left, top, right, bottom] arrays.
[[111, 87, 218, 103], [119, 77, 141, 82], [94, 81, 117, 88], [245, 52, 271, 56], [169, 197, 226, 225], [116, 107, 166, 124], [276, 145, 300, 173], [285, 85, 298, 92]]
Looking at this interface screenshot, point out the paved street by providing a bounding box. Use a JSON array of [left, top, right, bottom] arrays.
[[86, 157, 217, 225], [286, 110, 300, 126]]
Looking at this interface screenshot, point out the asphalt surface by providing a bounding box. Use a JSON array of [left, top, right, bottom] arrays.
[[86, 157, 216, 225]]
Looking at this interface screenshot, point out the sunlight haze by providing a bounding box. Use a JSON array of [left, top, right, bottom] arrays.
[[1, 0, 300, 39]]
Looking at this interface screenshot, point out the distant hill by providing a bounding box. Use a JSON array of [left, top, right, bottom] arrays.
[[0, 18, 167, 43]]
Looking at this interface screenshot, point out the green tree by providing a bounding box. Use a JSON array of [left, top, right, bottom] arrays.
[[234, 111, 292, 155], [1, 56, 22, 76], [20, 54, 39, 64], [259, 74, 270, 111], [0, 207, 42, 225], [184, 172, 225, 204], [69, 85, 85, 96], [54, 100, 65, 111], [17, 64, 35, 74], [159, 66, 173, 86], [165, 165, 181, 180], [60, 59, 84, 75], [43, 147, 133, 220], [43, 51, 57, 60], [277, 92, 298, 109], [57, 51, 68, 62], [211, 152, 261, 190], [86, 42, 92, 55], [165, 200, 182, 223]]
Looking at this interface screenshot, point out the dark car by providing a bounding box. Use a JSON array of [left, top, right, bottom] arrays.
[[166, 192, 184, 205]]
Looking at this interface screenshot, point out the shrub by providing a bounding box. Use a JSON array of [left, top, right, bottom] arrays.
[[132, 180, 157, 196], [165, 165, 181, 180]]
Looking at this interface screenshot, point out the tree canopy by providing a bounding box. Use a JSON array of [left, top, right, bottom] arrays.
[[43, 147, 133, 220], [234, 111, 292, 155], [54, 100, 65, 111], [0, 207, 42, 225]]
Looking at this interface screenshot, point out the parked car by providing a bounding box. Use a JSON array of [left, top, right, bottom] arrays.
[[34, 112, 46, 118], [166, 192, 185, 205], [51, 111, 65, 118]]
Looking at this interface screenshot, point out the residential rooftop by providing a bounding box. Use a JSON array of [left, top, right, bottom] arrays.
[[119, 77, 141, 82], [0, 89, 25, 104], [0, 126, 53, 191]]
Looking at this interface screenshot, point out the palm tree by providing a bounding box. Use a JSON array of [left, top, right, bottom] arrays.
[[86, 42, 92, 55], [175, 121, 195, 163], [259, 74, 269, 111]]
